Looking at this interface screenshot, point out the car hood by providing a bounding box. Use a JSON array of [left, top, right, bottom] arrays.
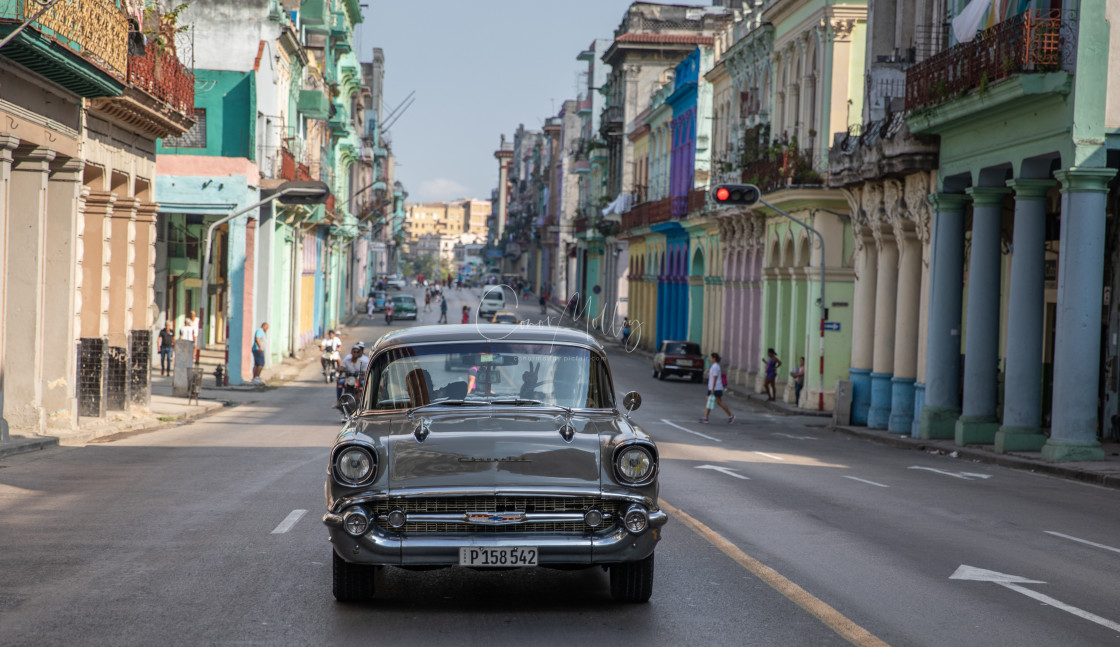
[[376, 409, 606, 493]]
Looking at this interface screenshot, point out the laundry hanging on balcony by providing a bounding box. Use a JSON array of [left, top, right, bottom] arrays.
[[601, 193, 634, 220], [952, 0, 993, 43]]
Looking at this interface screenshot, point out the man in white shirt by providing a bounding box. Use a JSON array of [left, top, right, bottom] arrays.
[[180, 310, 200, 346], [336, 344, 369, 401], [320, 330, 343, 376]]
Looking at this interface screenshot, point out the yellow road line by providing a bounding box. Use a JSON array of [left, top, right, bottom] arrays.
[[660, 498, 890, 647]]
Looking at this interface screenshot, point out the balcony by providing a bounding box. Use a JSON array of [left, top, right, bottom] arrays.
[[573, 217, 589, 234], [300, 0, 328, 32], [90, 45, 197, 138], [905, 9, 1076, 113], [599, 105, 624, 138], [298, 89, 330, 119], [0, 0, 128, 97]]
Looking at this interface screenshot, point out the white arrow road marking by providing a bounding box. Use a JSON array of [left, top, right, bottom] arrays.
[[843, 476, 889, 488], [773, 432, 816, 440], [754, 451, 785, 461], [696, 464, 750, 480], [1045, 531, 1120, 555], [950, 565, 1120, 632], [660, 418, 722, 442], [271, 509, 307, 534], [908, 466, 992, 480]]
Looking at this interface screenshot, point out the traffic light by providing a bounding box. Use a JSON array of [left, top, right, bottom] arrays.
[[712, 184, 761, 206]]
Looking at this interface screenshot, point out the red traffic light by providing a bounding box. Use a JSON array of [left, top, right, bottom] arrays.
[[711, 184, 761, 206]]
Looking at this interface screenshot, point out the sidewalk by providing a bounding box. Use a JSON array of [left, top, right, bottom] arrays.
[[0, 315, 360, 460], [548, 302, 1120, 490]]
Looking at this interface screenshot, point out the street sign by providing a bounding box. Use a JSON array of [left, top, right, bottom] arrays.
[[823, 321, 841, 331]]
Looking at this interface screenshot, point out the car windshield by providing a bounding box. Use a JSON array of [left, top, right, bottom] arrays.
[[373, 291, 386, 298], [394, 296, 415, 304], [665, 343, 700, 355], [363, 342, 614, 411]]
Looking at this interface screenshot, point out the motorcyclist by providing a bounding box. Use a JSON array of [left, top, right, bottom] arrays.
[[320, 330, 342, 380], [385, 298, 395, 325], [336, 343, 369, 403]]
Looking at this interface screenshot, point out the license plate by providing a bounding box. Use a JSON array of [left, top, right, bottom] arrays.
[[675, 359, 691, 366], [459, 546, 538, 567]]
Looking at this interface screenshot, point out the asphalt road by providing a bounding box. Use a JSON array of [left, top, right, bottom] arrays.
[[1, 285, 1118, 646]]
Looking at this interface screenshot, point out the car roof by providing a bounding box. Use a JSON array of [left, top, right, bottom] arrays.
[[374, 324, 604, 351], [393, 294, 415, 300]]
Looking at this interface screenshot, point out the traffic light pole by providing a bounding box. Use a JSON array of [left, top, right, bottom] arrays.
[[758, 199, 826, 412]]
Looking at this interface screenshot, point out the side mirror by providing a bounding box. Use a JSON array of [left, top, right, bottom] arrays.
[[622, 391, 642, 417], [337, 393, 357, 418]]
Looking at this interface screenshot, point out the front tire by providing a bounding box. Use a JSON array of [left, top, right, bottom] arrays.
[[609, 553, 655, 603], [333, 551, 376, 603]]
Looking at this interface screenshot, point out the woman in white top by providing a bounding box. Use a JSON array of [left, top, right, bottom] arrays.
[[700, 352, 735, 424]]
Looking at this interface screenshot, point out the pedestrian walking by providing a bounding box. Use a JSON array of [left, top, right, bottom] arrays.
[[180, 310, 199, 347], [439, 296, 448, 324], [761, 348, 781, 401], [252, 322, 269, 385], [700, 352, 734, 424], [791, 357, 806, 406], [461, 305, 470, 324], [366, 294, 375, 319], [158, 321, 175, 376], [424, 291, 432, 312], [621, 318, 631, 346]]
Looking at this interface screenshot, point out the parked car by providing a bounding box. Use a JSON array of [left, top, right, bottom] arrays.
[[652, 340, 704, 382], [491, 310, 520, 325], [478, 286, 506, 319], [325, 325, 664, 603], [370, 290, 387, 312], [391, 294, 417, 320], [386, 277, 407, 290]]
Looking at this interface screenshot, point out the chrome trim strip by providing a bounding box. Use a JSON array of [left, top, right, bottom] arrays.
[[329, 488, 657, 514], [382, 512, 608, 524]]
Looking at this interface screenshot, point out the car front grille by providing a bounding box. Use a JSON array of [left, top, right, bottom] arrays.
[[369, 496, 621, 534]]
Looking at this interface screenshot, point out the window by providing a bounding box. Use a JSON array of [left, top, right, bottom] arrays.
[[163, 109, 207, 148]]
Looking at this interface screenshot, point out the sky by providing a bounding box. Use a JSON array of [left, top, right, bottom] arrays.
[[355, 0, 681, 204]]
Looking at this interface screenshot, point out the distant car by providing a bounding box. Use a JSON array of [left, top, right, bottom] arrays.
[[653, 340, 704, 382], [370, 290, 387, 311], [324, 325, 663, 603], [391, 294, 418, 320], [491, 311, 520, 325], [478, 287, 505, 318], [386, 277, 407, 290]]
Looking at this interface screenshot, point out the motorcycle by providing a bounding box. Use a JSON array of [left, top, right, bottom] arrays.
[[321, 348, 341, 383], [385, 306, 394, 325], [336, 368, 364, 415]]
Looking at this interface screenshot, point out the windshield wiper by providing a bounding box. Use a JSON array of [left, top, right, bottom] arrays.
[[488, 398, 543, 406]]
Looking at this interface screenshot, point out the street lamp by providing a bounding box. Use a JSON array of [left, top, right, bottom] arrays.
[[198, 181, 329, 357], [712, 184, 827, 412]]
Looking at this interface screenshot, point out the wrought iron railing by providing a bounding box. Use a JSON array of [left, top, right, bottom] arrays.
[[905, 9, 1078, 112], [23, 0, 129, 77], [128, 48, 195, 115]]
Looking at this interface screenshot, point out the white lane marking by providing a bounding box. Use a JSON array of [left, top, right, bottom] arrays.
[[950, 565, 1120, 633], [1045, 531, 1120, 555], [696, 464, 750, 480], [907, 466, 992, 480], [774, 433, 816, 440], [843, 476, 889, 488], [271, 509, 307, 534], [660, 418, 722, 442], [754, 451, 785, 461]]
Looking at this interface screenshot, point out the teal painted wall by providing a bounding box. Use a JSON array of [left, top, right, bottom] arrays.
[[157, 69, 257, 159]]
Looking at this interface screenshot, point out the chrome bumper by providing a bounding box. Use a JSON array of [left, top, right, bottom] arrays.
[[324, 508, 667, 566]]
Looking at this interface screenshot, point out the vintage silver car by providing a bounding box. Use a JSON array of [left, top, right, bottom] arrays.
[[323, 324, 665, 603]]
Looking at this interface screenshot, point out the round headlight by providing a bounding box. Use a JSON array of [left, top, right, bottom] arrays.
[[343, 508, 370, 536], [615, 445, 655, 484], [335, 446, 375, 484]]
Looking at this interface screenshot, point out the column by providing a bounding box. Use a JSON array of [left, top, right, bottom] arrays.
[[0, 135, 18, 441], [849, 234, 878, 424], [106, 197, 137, 411], [911, 206, 933, 437], [1043, 168, 1117, 461], [41, 158, 82, 429], [955, 186, 1009, 445], [920, 193, 967, 439], [5, 146, 55, 431], [868, 231, 898, 429], [994, 179, 1053, 452], [888, 228, 922, 433], [80, 191, 114, 338]]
